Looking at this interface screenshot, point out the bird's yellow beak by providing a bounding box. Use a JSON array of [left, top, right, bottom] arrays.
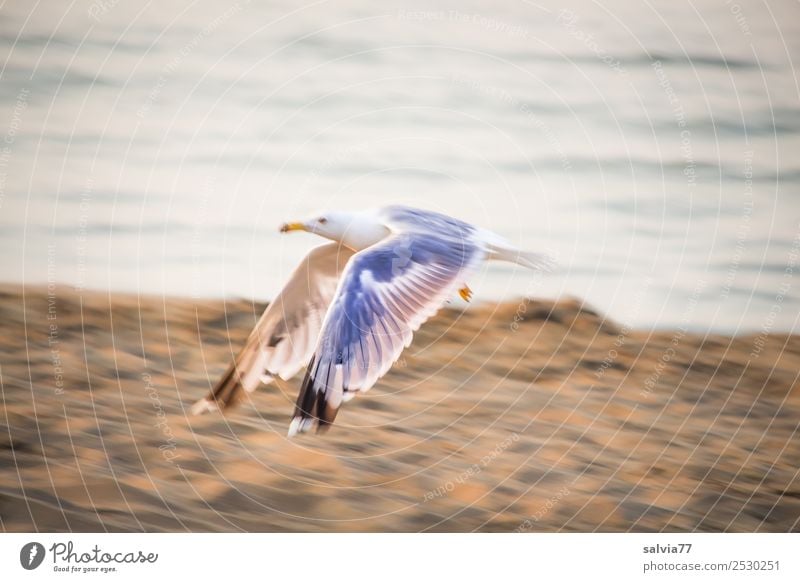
[[280, 222, 306, 233]]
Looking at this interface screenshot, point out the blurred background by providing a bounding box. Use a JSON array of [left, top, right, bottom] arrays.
[[2, 0, 800, 535], [1, 0, 798, 333]]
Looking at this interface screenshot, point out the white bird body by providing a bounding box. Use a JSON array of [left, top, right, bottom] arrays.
[[192, 205, 551, 435]]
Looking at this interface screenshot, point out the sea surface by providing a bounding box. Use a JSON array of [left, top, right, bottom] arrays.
[[1, 0, 799, 333]]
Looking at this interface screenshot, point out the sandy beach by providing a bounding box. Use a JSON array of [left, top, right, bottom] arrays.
[[0, 284, 798, 532]]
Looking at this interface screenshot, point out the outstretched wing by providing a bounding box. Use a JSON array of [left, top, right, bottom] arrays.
[[192, 242, 355, 414], [289, 232, 485, 435]]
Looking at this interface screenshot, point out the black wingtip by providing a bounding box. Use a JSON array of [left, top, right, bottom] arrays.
[[289, 356, 341, 436]]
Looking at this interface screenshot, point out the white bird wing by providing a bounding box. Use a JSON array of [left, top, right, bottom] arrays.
[[289, 227, 486, 435], [192, 242, 355, 414]]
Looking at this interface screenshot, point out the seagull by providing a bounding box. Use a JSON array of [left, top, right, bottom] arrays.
[[192, 205, 550, 435]]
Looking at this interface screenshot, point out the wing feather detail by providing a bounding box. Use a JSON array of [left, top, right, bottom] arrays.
[[192, 242, 355, 415], [289, 232, 485, 435]]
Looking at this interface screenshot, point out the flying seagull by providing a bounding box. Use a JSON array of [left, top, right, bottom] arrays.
[[192, 205, 550, 435]]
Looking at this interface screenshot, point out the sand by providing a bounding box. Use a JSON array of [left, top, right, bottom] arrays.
[[0, 284, 798, 532]]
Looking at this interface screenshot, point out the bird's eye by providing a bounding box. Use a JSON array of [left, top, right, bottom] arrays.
[[318, 217, 328, 224]]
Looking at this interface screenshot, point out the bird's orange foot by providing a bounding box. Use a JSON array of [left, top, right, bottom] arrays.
[[459, 284, 473, 302]]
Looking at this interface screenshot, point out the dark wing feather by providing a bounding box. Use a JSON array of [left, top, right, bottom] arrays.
[[289, 232, 484, 435], [192, 242, 355, 414]]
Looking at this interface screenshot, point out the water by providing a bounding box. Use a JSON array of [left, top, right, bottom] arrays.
[[1, 0, 799, 333]]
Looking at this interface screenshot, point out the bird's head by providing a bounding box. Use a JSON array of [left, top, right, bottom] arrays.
[[279, 211, 355, 241], [280, 210, 389, 251]]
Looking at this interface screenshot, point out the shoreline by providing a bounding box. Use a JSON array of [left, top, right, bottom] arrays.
[[1, 284, 798, 532], [3, 281, 794, 337]]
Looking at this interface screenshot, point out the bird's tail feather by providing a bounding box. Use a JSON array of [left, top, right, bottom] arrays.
[[510, 249, 557, 272], [489, 242, 557, 273], [481, 228, 556, 272], [191, 337, 273, 415]]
